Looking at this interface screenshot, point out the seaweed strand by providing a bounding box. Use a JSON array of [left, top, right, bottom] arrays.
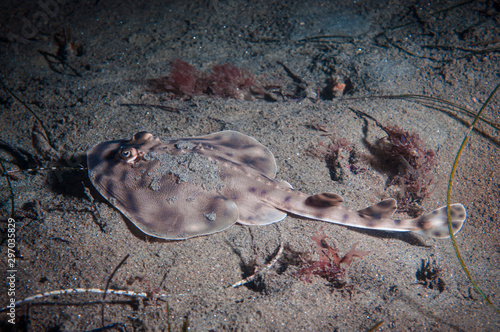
[[0, 159, 15, 218], [447, 81, 500, 315], [0, 79, 53, 148], [348, 94, 500, 131]]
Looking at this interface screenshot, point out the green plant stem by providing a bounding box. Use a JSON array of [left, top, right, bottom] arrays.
[[447, 81, 500, 315]]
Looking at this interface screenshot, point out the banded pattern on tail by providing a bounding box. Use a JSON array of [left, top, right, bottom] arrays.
[[412, 204, 466, 238], [273, 190, 466, 239]]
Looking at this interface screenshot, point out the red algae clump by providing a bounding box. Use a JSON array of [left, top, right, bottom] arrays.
[[297, 230, 370, 290], [147, 59, 276, 100], [377, 125, 437, 215]]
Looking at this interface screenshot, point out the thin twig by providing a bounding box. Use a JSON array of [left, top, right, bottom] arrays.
[[0, 79, 53, 147], [0, 287, 169, 312], [3, 165, 86, 174], [102, 254, 130, 328], [83, 183, 104, 232], [119, 103, 182, 113], [0, 159, 15, 217], [231, 242, 284, 288]]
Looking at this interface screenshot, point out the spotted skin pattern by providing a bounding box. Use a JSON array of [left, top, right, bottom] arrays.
[[87, 131, 466, 240]]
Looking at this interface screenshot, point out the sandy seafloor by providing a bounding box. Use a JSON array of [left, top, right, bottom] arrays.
[[0, 0, 499, 331]]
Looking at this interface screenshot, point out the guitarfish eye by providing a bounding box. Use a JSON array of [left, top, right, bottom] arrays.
[[118, 147, 139, 163]]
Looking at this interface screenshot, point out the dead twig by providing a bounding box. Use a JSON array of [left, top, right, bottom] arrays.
[[0, 159, 15, 217], [102, 254, 129, 328], [83, 183, 104, 232], [0, 288, 169, 312], [119, 103, 183, 113], [231, 242, 284, 288], [0, 79, 54, 148]]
